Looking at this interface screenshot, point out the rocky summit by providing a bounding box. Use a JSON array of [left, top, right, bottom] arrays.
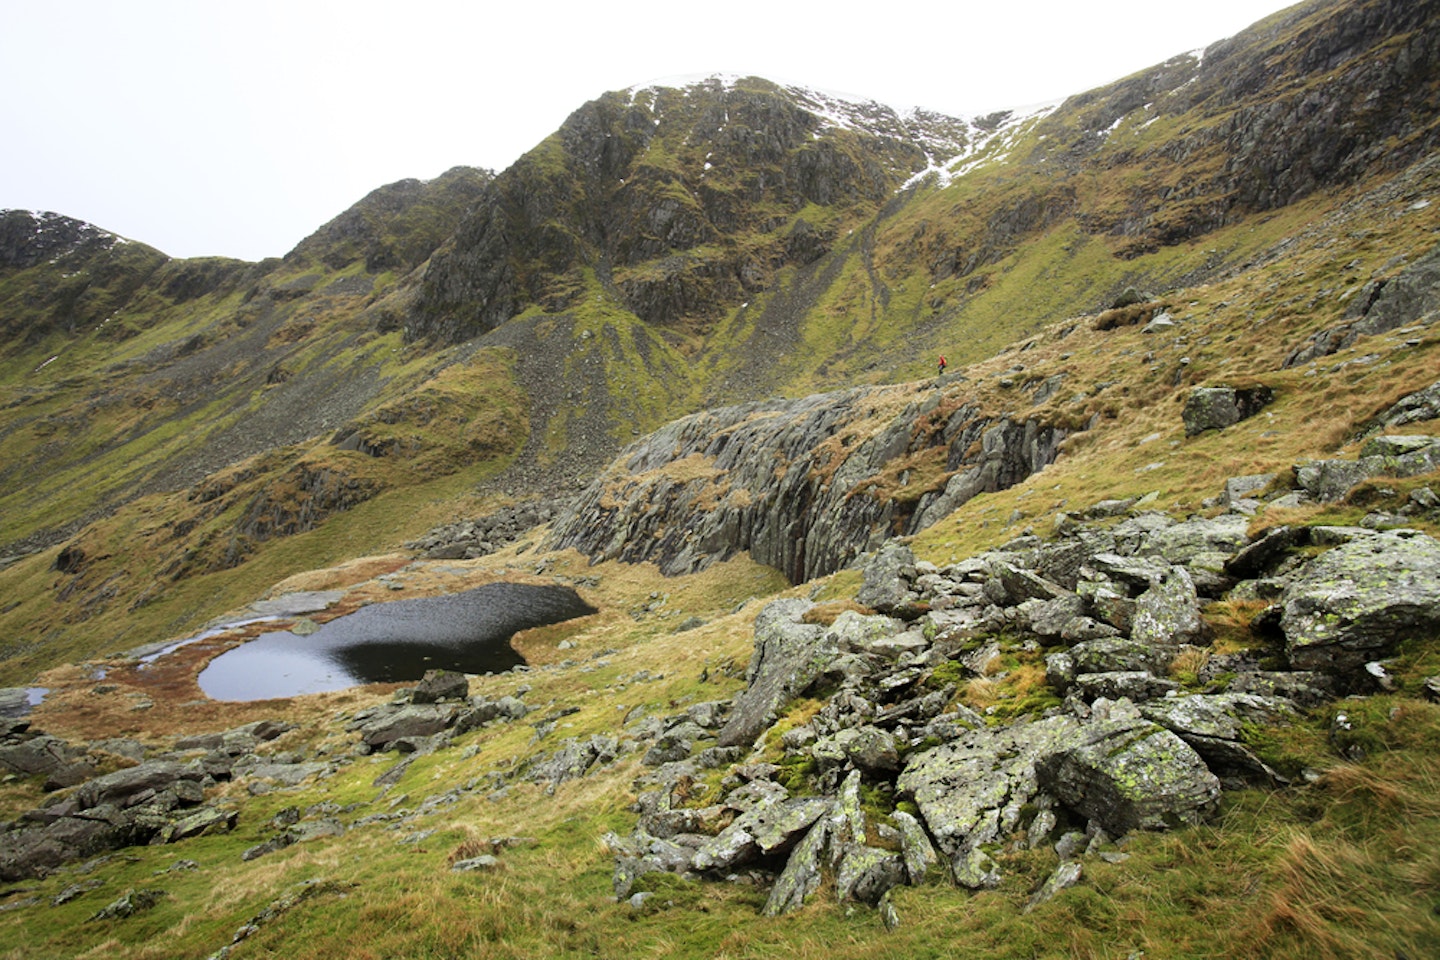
[[2, 0, 1440, 956]]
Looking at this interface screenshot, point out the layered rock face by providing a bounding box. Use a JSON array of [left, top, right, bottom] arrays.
[[545, 384, 1077, 582]]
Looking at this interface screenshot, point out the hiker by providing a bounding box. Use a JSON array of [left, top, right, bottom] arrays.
[[937, 354, 947, 378]]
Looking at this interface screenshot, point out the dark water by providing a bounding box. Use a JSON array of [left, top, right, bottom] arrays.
[[197, 583, 596, 702]]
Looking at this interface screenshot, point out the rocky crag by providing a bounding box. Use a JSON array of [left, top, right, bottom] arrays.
[[597, 433, 1440, 918], [545, 381, 1078, 583]]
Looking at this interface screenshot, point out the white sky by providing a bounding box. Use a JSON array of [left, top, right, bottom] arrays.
[[0, 0, 1300, 262]]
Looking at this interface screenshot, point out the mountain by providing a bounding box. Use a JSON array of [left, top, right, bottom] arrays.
[[1, 0, 1439, 955]]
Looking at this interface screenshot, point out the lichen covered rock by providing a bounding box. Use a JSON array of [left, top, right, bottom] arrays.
[[1280, 530, 1440, 674]]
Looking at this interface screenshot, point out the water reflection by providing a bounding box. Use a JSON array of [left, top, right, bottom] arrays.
[[198, 583, 594, 701]]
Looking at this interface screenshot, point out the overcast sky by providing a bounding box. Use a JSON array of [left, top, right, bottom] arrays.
[[1, 0, 1300, 262]]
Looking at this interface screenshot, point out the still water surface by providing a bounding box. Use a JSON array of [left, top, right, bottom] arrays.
[[198, 583, 595, 701]]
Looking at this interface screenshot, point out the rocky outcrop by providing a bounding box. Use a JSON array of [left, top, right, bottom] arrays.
[[1362, 378, 1440, 434], [0, 716, 337, 881], [602, 443, 1437, 914], [350, 673, 532, 755], [546, 384, 1078, 582], [717, 599, 835, 748], [1285, 244, 1440, 367], [1294, 435, 1440, 502], [405, 499, 567, 560]]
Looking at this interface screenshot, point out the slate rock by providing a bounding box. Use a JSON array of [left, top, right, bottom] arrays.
[[1025, 861, 1083, 913], [761, 813, 832, 916], [527, 735, 619, 785], [642, 721, 707, 766], [1223, 474, 1275, 510], [834, 842, 906, 905], [1295, 458, 1384, 502], [738, 797, 833, 855], [891, 810, 941, 885], [1072, 672, 1182, 703], [830, 725, 901, 773], [73, 762, 206, 811], [1141, 693, 1297, 783], [0, 689, 32, 719], [87, 887, 166, 922], [0, 735, 83, 778], [451, 855, 501, 871], [690, 821, 759, 873], [1224, 524, 1311, 580], [163, 807, 237, 843], [856, 542, 921, 616], [1068, 637, 1170, 678]]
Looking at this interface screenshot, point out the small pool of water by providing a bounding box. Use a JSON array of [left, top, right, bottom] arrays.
[[197, 582, 595, 701]]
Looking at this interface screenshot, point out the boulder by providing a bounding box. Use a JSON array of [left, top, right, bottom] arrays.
[[0, 689, 32, 719], [1280, 531, 1440, 674], [821, 726, 902, 773], [1141, 693, 1296, 784], [856, 542, 921, 616], [1072, 672, 1182, 703], [690, 821, 759, 873], [834, 843, 906, 905], [0, 817, 121, 881], [0, 734, 84, 778], [1182, 385, 1273, 436], [761, 813, 832, 916], [163, 806, 238, 843], [898, 717, 1081, 861], [358, 704, 461, 750], [410, 669, 470, 704], [526, 735, 619, 786], [716, 599, 835, 749], [1224, 524, 1311, 580], [608, 830, 697, 898], [642, 720, 709, 766], [1036, 720, 1221, 834], [73, 762, 206, 811], [1130, 566, 1205, 647], [1366, 378, 1440, 432], [1295, 438, 1440, 503], [891, 810, 942, 885], [737, 796, 833, 856], [1068, 636, 1170, 677], [826, 611, 910, 656]]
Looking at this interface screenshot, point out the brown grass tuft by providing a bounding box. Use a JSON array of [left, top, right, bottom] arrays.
[[801, 599, 875, 627]]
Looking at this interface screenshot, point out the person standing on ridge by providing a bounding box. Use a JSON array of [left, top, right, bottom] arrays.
[[937, 354, 947, 378]]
